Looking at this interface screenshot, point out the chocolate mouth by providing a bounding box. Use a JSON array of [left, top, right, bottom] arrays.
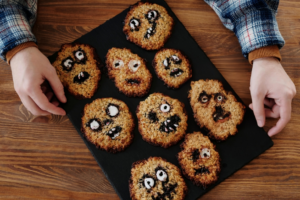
[[73, 71, 90, 84], [195, 166, 210, 175], [152, 183, 178, 200], [125, 78, 141, 85], [144, 23, 157, 39], [170, 68, 183, 77], [213, 106, 231, 122], [159, 115, 181, 133], [106, 126, 122, 139]]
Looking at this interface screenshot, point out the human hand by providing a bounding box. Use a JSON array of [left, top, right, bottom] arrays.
[[249, 57, 296, 137], [10, 47, 67, 116]]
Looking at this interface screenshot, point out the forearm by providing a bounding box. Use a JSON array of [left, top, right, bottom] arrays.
[[204, 0, 284, 63], [0, 0, 38, 63]]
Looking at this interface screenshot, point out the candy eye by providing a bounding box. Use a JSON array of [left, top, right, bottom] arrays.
[[163, 58, 170, 69], [214, 93, 225, 102], [74, 49, 85, 62], [156, 169, 168, 181], [113, 59, 124, 68], [201, 148, 211, 158], [128, 60, 141, 72], [62, 57, 74, 71], [146, 10, 158, 21], [160, 103, 170, 113], [199, 91, 211, 104], [129, 18, 140, 30], [171, 55, 182, 64], [86, 118, 101, 131], [106, 104, 119, 117], [144, 177, 155, 189]]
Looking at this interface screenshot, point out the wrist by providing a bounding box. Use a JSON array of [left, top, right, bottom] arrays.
[[7, 42, 38, 65]]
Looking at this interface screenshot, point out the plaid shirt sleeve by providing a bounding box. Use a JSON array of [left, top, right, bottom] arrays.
[[204, 0, 285, 58], [0, 0, 37, 61]]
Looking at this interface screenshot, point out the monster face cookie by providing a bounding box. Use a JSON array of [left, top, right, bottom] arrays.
[[136, 93, 188, 148], [129, 157, 187, 200], [106, 48, 152, 97], [153, 48, 192, 88], [189, 80, 245, 141], [81, 98, 134, 153], [178, 132, 221, 188], [123, 2, 174, 50], [52, 43, 101, 99]]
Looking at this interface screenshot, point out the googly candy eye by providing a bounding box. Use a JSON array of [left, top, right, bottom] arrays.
[[214, 93, 225, 102], [146, 10, 158, 21], [160, 104, 170, 113], [156, 169, 168, 181], [86, 118, 101, 131], [113, 59, 124, 68], [171, 55, 182, 64], [144, 177, 155, 189], [199, 91, 211, 104], [129, 18, 140, 30], [201, 148, 211, 158], [106, 104, 119, 117], [128, 60, 141, 72], [163, 57, 170, 69], [74, 49, 85, 61], [62, 57, 74, 71]]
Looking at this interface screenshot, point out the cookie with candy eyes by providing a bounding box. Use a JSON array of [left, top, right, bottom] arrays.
[[189, 79, 245, 141], [105, 48, 152, 97], [52, 43, 101, 99], [153, 48, 192, 88], [129, 157, 187, 200], [81, 98, 134, 153], [123, 2, 174, 50], [136, 93, 188, 148], [177, 132, 221, 188]]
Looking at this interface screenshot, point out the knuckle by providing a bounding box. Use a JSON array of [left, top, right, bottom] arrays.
[[23, 82, 33, 94]]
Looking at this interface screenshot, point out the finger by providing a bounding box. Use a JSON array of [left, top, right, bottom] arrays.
[[45, 69, 67, 103], [20, 94, 51, 116], [45, 91, 54, 101], [29, 87, 66, 115], [268, 99, 292, 137], [264, 104, 280, 118], [250, 91, 266, 127], [51, 100, 60, 107], [264, 98, 275, 108]]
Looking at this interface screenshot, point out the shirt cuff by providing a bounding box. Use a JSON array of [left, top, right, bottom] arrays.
[[248, 45, 281, 65], [6, 42, 38, 64]]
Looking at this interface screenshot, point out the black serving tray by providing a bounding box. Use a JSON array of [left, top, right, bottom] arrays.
[[48, 0, 273, 199]]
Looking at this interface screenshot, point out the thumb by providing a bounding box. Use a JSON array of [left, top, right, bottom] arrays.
[[45, 68, 67, 103], [250, 91, 266, 127]]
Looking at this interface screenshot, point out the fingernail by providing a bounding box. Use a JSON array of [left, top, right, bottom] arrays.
[[257, 120, 264, 127]]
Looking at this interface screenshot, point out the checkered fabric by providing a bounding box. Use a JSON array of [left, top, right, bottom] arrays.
[[0, 0, 37, 61], [204, 0, 285, 58]]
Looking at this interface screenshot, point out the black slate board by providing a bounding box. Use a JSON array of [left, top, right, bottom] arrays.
[[48, 0, 273, 199]]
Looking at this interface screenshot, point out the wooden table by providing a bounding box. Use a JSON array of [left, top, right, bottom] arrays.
[[0, 0, 299, 199]]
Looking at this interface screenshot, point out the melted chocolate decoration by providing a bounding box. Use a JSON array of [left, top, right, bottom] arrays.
[[213, 106, 231, 122], [140, 174, 156, 189], [61, 56, 74, 71], [192, 149, 200, 162], [129, 18, 140, 31], [195, 166, 210, 175], [106, 126, 122, 139], [169, 68, 183, 77], [144, 22, 157, 39], [73, 71, 90, 84], [73, 48, 87, 64], [152, 183, 178, 200], [125, 78, 140, 85], [214, 92, 226, 103], [103, 119, 113, 126], [148, 112, 158, 123], [85, 118, 101, 131], [159, 115, 181, 133], [106, 103, 119, 117]]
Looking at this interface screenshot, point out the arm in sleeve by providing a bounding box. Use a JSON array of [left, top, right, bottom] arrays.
[[0, 0, 38, 62], [204, 0, 284, 62]]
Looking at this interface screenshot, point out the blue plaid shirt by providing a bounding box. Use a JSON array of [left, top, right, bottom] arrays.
[[0, 0, 284, 61]]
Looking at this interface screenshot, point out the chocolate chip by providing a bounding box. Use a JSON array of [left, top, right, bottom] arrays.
[[192, 149, 200, 162], [148, 112, 158, 123], [195, 166, 210, 175]]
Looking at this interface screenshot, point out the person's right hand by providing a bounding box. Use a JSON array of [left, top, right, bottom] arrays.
[[10, 47, 67, 116]]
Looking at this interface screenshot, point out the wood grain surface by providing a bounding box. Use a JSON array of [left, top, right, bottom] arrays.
[[0, 0, 300, 199]]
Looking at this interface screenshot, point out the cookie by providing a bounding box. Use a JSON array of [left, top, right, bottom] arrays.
[[153, 48, 192, 88], [177, 132, 221, 188], [189, 79, 245, 141], [105, 48, 152, 97], [129, 157, 187, 200], [81, 98, 134, 153], [136, 93, 188, 148], [52, 43, 101, 99], [123, 1, 174, 50]]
